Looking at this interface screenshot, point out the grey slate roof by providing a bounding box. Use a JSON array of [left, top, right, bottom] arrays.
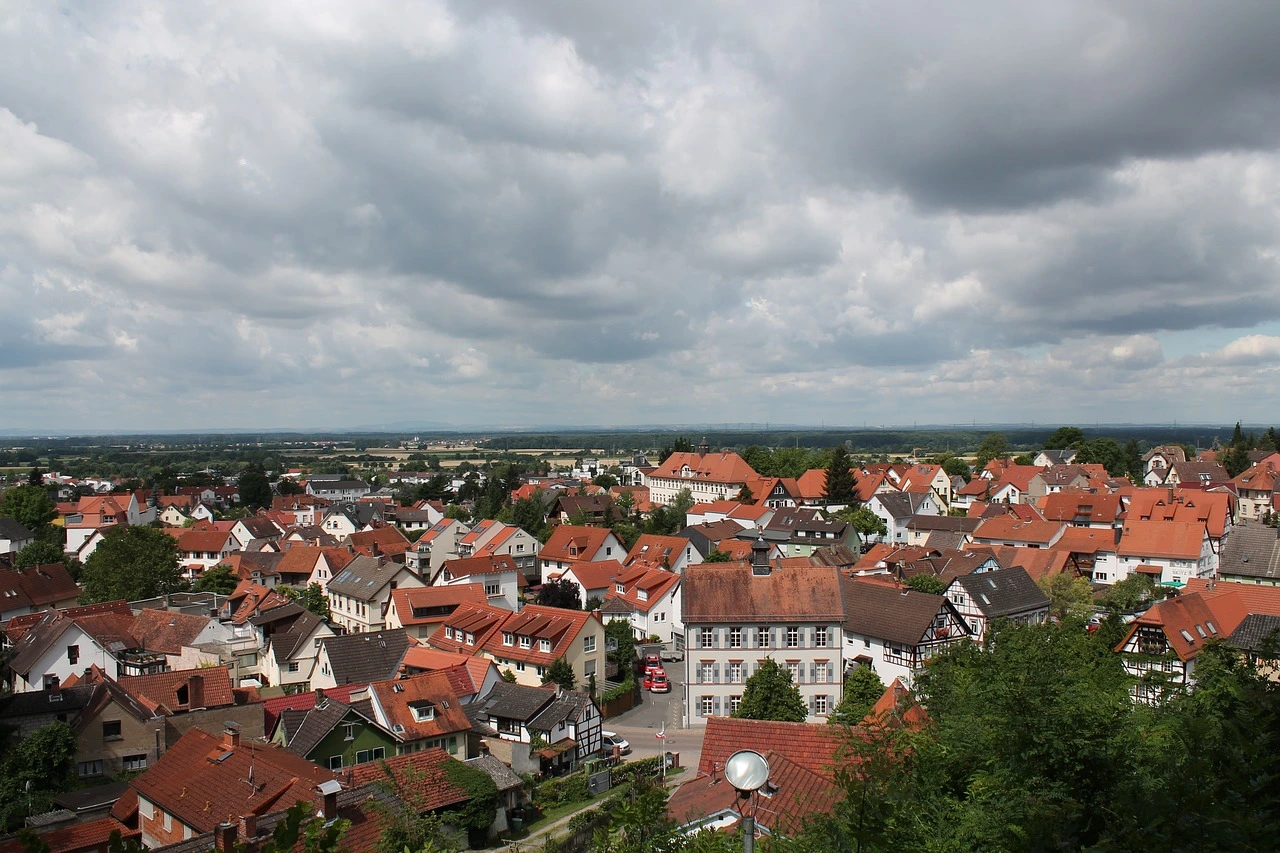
[[320, 629, 411, 685], [529, 692, 593, 733], [473, 681, 557, 722], [953, 567, 1051, 618], [840, 578, 964, 646], [874, 493, 931, 520], [1038, 450, 1077, 465], [326, 555, 405, 600], [1227, 613, 1280, 654], [0, 517, 34, 541], [1219, 520, 1280, 581], [283, 696, 380, 758], [270, 609, 326, 664], [465, 755, 523, 791], [0, 684, 98, 719]]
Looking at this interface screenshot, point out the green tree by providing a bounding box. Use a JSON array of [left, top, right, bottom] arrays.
[[941, 456, 971, 482], [831, 665, 886, 725], [1043, 426, 1087, 450], [1036, 571, 1095, 621], [733, 658, 807, 722], [1123, 438, 1144, 481], [1099, 572, 1156, 614], [280, 582, 331, 620], [734, 484, 754, 503], [0, 722, 78, 830], [277, 478, 304, 496], [658, 437, 695, 464], [606, 618, 637, 683], [669, 488, 695, 522], [443, 504, 471, 522], [191, 564, 238, 595], [1078, 437, 1128, 476], [542, 656, 577, 691], [1223, 421, 1253, 477], [974, 433, 1008, 469], [822, 444, 858, 505], [0, 485, 56, 535], [501, 668, 518, 683], [237, 465, 272, 511], [80, 525, 186, 603], [835, 504, 887, 540], [593, 473, 618, 489], [904, 574, 946, 595], [14, 540, 65, 569], [703, 549, 733, 563], [537, 578, 582, 610]]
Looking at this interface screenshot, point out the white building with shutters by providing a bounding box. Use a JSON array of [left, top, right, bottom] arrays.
[[681, 539, 846, 725]]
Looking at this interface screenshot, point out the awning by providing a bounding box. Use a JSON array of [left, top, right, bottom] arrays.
[[1135, 565, 1163, 576]]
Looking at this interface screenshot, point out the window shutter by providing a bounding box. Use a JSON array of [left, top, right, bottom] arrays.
[[809, 662, 817, 682], [713, 663, 720, 683], [808, 696, 816, 716], [714, 697, 721, 716]]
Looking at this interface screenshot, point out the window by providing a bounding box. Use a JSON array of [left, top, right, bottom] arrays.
[[520, 635, 532, 649], [814, 695, 829, 715], [411, 702, 435, 722], [729, 627, 742, 648], [485, 583, 501, 597], [757, 627, 771, 648], [699, 695, 715, 716], [536, 665, 547, 677], [503, 632, 514, 647], [700, 662, 714, 683], [329, 755, 344, 770], [583, 635, 596, 653], [786, 662, 800, 683], [444, 627, 454, 640], [123, 754, 148, 771], [815, 662, 830, 683], [616, 583, 626, 594], [288, 662, 300, 673], [728, 662, 743, 684], [638, 589, 649, 602], [786, 627, 800, 648], [700, 628, 714, 648], [465, 632, 475, 646], [163, 812, 172, 832], [814, 627, 829, 648], [356, 749, 371, 764], [78, 760, 103, 777], [654, 612, 665, 622], [44, 675, 60, 691], [342, 723, 357, 741], [729, 695, 742, 714], [67, 645, 79, 666], [102, 720, 122, 741], [539, 639, 551, 653], [516, 544, 525, 552]]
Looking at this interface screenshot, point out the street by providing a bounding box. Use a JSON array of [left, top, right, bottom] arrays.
[[605, 671, 704, 775]]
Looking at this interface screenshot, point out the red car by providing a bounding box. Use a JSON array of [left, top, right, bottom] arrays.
[[644, 668, 671, 693], [643, 653, 662, 675]]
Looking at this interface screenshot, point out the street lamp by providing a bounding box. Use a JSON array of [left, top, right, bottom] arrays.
[[723, 750, 770, 853]]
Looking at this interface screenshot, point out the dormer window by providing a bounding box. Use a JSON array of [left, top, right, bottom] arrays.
[[465, 632, 475, 646], [503, 632, 514, 646], [638, 589, 648, 602], [539, 639, 551, 653], [520, 635, 531, 649], [615, 583, 625, 594], [410, 702, 435, 722]]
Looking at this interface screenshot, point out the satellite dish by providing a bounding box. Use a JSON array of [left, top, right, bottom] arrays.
[[724, 750, 770, 795]]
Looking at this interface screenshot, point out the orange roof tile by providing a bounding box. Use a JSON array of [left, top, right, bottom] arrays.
[[1116, 520, 1204, 561], [650, 451, 758, 485], [540, 525, 616, 563], [391, 584, 487, 626]]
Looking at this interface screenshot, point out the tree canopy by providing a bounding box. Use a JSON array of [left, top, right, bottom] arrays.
[[830, 665, 885, 725], [904, 574, 946, 595], [80, 525, 186, 603], [0, 485, 56, 535], [541, 656, 577, 691], [537, 577, 583, 610], [191, 564, 238, 595], [237, 465, 272, 510], [822, 445, 858, 505], [733, 657, 807, 722], [973, 432, 1009, 469], [0, 722, 78, 830]]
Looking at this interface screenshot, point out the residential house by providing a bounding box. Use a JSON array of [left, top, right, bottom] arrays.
[[467, 682, 602, 775], [1039, 491, 1123, 529], [550, 494, 615, 526], [989, 465, 1049, 505], [129, 608, 232, 670], [0, 563, 80, 623], [405, 518, 471, 584], [944, 567, 1050, 642], [1123, 488, 1232, 568], [306, 477, 371, 501], [455, 520, 540, 579], [841, 577, 971, 688], [1231, 461, 1280, 522], [5, 603, 166, 693], [1040, 464, 1107, 494], [1143, 445, 1188, 485], [896, 463, 954, 507], [173, 528, 237, 578], [393, 505, 443, 533], [438, 554, 523, 610], [426, 602, 510, 660], [1034, 449, 1078, 467], [680, 520, 752, 558], [319, 502, 383, 540], [348, 526, 412, 560], [867, 492, 940, 544], [386, 584, 489, 639], [261, 609, 334, 693], [1116, 520, 1213, 587], [757, 507, 858, 557], [481, 605, 606, 689], [538, 525, 625, 583], [326, 555, 425, 635], [0, 518, 34, 556], [599, 564, 682, 644], [622, 534, 702, 574], [971, 515, 1066, 549], [749, 476, 802, 509], [130, 725, 335, 848], [1164, 461, 1229, 489], [684, 501, 774, 529], [359, 670, 478, 757], [683, 540, 845, 724], [312, 629, 412, 690], [1217, 519, 1280, 586], [273, 691, 391, 771], [555, 560, 627, 607], [904, 515, 981, 548], [646, 442, 760, 506], [1115, 589, 1247, 703]]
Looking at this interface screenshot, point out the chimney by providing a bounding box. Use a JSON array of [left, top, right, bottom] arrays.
[[223, 721, 241, 749], [214, 822, 237, 853], [238, 813, 257, 841], [1167, 485, 1174, 504], [315, 780, 343, 822], [187, 674, 205, 710], [751, 534, 770, 576]]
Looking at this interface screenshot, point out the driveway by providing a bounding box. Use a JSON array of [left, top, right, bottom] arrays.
[[605, 669, 703, 774]]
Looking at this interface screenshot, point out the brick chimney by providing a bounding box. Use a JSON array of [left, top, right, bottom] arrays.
[[238, 813, 257, 841], [213, 822, 237, 853], [223, 721, 241, 749], [315, 780, 343, 822]]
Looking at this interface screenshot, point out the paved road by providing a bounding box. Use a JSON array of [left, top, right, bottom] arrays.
[[606, 671, 704, 775]]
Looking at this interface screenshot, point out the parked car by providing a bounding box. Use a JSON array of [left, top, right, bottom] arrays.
[[643, 653, 662, 675], [601, 731, 631, 755], [646, 671, 671, 693]]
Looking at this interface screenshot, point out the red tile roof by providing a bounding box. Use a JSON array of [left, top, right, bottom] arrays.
[[1117, 591, 1247, 661], [131, 728, 336, 832], [129, 610, 213, 655], [1040, 491, 1122, 525], [175, 529, 236, 553], [0, 817, 139, 853], [683, 561, 843, 622], [624, 534, 693, 568], [0, 563, 78, 611], [261, 684, 368, 732], [1116, 520, 1204, 561], [965, 545, 1071, 581], [650, 451, 758, 484], [604, 567, 680, 614], [1123, 488, 1232, 539], [363, 670, 471, 742], [559, 559, 626, 591], [972, 515, 1065, 546], [348, 526, 410, 557], [442, 554, 518, 578], [391, 584, 487, 626], [345, 748, 470, 812], [481, 605, 597, 667], [540, 525, 617, 563], [698, 716, 846, 779], [426, 602, 509, 655], [117, 666, 237, 712], [1186, 578, 1280, 616]]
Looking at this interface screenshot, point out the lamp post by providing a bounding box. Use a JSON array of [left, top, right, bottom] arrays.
[[723, 749, 770, 853]]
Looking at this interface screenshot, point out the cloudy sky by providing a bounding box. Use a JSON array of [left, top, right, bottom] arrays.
[[3, 2, 1280, 432]]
